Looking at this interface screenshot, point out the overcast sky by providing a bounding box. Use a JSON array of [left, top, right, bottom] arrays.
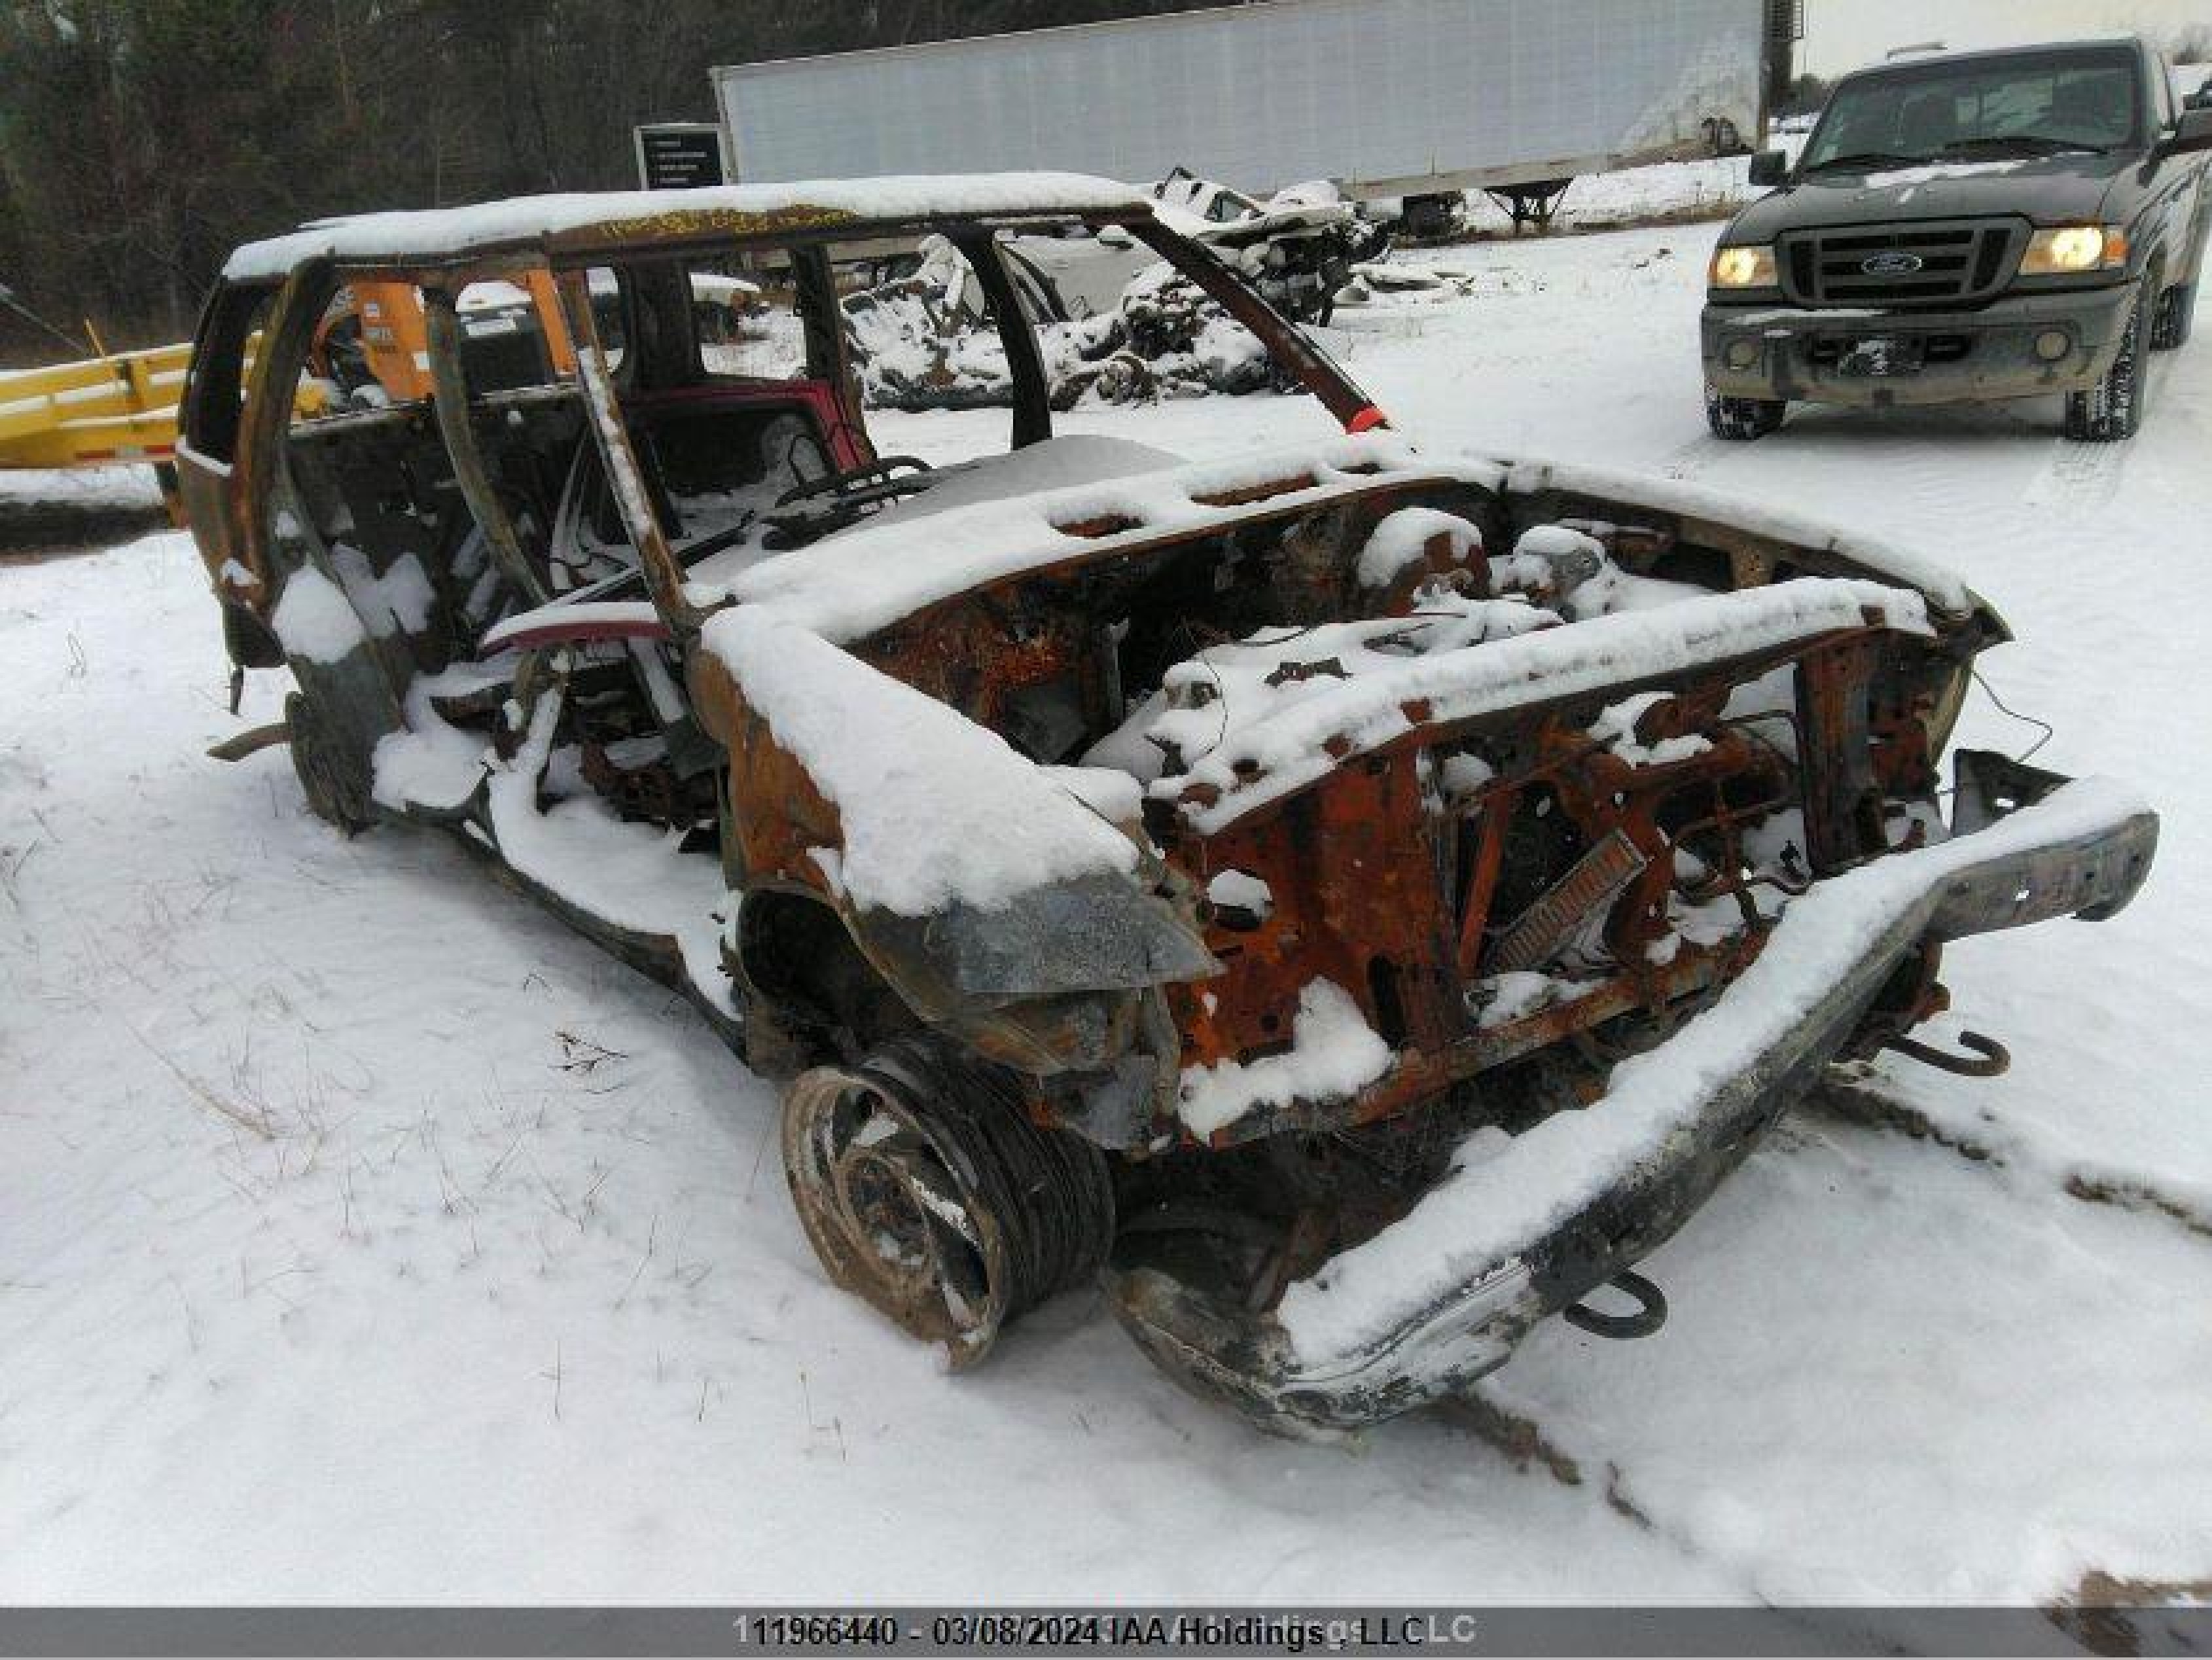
[[1800, 0, 2212, 76]]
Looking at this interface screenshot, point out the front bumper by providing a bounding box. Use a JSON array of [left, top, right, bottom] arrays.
[[1107, 755, 2157, 1436], [1702, 281, 2136, 406]]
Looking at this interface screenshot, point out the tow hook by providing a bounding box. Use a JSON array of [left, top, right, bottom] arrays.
[[1564, 1269, 1668, 1339], [1882, 1029, 2011, 1077]]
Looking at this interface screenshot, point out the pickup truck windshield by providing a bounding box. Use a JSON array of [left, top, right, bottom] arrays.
[[1802, 47, 2141, 172]]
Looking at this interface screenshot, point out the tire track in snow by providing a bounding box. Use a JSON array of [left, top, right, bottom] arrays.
[[2026, 438, 2131, 511], [1464, 1112, 2212, 1603], [2022, 356, 2177, 511], [1440, 1388, 1773, 1606], [1813, 1069, 2212, 1245]]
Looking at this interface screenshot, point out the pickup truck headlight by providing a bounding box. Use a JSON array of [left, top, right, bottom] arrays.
[[1709, 244, 1778, 289], [2020, 225, 2130, 276]]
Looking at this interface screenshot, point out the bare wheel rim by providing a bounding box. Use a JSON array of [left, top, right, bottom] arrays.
[[781, 1062, 1014, 1367]]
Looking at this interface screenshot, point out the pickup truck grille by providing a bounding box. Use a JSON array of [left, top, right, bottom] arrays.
[[1777, 219, 2026, 308]]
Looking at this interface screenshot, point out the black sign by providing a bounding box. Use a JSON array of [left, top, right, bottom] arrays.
[[635, 124, 726, 190]]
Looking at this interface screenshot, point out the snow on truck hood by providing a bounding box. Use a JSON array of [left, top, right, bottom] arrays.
[[223, 173, 1149, 279], [1724, 151, 2126, 241]]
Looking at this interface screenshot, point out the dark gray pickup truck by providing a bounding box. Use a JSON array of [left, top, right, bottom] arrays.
[[1703, 38, 2212, 441]]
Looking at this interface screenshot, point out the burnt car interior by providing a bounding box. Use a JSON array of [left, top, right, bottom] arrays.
[[185, 219, 1267, 855]]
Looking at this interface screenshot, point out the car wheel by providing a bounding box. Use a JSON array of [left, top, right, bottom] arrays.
[[1705, 388, 1787, 441], [2150, 280, 2195, 351], [780, 1036, 1113, 1371], [2065, 284, 2148, 441]]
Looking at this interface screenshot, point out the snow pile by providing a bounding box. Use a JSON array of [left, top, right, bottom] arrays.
[[1471, 968, 1569, 1029], [267, 566, 367, 663], [368, 671, 498, 814], [1204, 868, 1274, 920], [1355, 505, 1482, 588], [330, 545, 437, 638], [704, 606, 1139, 916], [1178, 979, 1392, 1138], [1588, 689, 1714, 768], [1275, 775, 2152, 1363]]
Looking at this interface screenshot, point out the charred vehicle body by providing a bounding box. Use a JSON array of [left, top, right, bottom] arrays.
[[1705, 38, 2212, 441], [183, 173, 2156, 1435]]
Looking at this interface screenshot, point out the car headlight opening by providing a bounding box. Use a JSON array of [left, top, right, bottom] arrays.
[[1709, 244, 1778, 289], [2020, 225, 2128, 276]]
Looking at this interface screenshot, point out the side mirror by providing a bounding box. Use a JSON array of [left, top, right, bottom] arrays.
[[2162, 107, 2212, 156], [1747, 149, 1790, 187]]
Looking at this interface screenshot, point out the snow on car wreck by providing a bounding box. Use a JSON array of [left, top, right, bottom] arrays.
[[181, 171, 2157, 1437]]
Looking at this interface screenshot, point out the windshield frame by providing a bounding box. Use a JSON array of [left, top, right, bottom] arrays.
[[1800, 45, 2145, 173]]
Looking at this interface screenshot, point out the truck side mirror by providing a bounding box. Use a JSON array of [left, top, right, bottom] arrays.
[[2162, 107, 2212, 155], [1747, 149, 1789, 187]]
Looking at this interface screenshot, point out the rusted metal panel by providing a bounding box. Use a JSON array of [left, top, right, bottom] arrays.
[[1796, 636, 1885, 873]]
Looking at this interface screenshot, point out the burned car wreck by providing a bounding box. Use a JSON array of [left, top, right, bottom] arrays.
[[182, 173, 2156, 1436]]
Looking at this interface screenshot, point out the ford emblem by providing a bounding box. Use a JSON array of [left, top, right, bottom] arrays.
[[1861, 251, 1925, 276]]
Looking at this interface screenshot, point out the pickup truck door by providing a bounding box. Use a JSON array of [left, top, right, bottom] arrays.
[[2136, 60, 2212, 283]]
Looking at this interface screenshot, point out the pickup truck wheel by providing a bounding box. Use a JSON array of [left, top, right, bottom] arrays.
[[2150, 281, 2195, 351], [2065, 285, 2147, 441], [1705, 388, 1786, 441], [781, 1037, 1113, 1370]]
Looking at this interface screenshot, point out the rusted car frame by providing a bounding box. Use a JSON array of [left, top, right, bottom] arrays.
[[183, 175, 2155, 1435]]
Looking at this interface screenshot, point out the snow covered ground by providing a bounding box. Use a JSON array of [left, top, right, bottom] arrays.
[[0, 465, 166, 554], [4, 219, 2211, 1608]]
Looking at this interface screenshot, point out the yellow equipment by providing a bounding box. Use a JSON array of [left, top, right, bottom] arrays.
[[0, 340, 190, 471], [3, 331, 327, 528], [325, 273, 579, 404]]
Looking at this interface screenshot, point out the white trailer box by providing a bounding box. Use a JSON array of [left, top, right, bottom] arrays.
[[712, 0, 1784, 200]]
